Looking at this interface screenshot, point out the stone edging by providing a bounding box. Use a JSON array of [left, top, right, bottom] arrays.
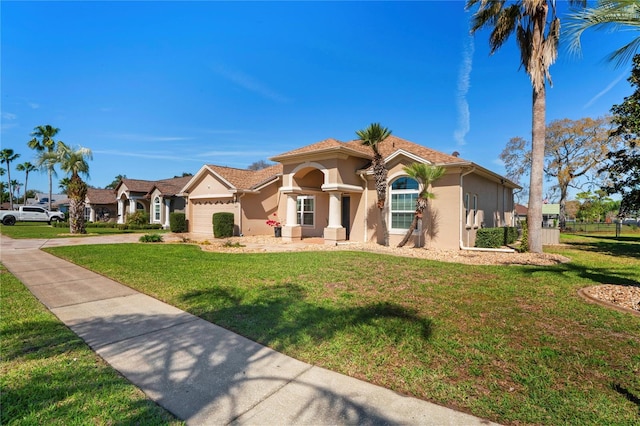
[[577, 287, 640, 317]]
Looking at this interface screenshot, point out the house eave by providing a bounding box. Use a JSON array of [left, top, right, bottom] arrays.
[[271, 146, 371, 163]]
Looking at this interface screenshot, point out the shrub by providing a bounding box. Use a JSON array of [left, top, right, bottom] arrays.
[[504, 226, 519, 245], [126, 211, 149, 226], [223, 240, 245, 248], [139, 233, 163, 243], [213, 212, 234, 238], [475, 226, 519, 248], [475, 228, 503, 248], [518, 222, 529, 253], [170, 212, 187, 233]]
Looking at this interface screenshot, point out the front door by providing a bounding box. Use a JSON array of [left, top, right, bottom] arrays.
[[341, 195, 350, 240]]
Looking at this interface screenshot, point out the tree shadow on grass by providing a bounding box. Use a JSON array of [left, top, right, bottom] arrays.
[[523, 261, 640, 288], [613, 383, 640, 416], [178, 282, 433, 350], [563, 235, 640, 259], [1, 319, 177, 425]]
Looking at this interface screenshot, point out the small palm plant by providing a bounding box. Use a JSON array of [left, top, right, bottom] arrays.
[[397, 163, 446, 248]]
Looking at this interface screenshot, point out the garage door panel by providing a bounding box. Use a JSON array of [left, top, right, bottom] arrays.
[[190, 201, 237, 236]]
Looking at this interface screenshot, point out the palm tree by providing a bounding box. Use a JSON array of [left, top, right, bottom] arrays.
[[16, 162, 37, 205], [58, 177, 71, 194], [466, 0, 585, 253], [566, 0, 640, 67], [397, 163, 446, 248], [356, 123, 392, 246], [0, 149, 21, 209], [10, 179, 21, 203], [42, 142, 92, 233], [28, 125, 60, 211]]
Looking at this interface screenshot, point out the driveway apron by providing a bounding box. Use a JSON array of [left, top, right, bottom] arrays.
[[0, 234, 499, 425]]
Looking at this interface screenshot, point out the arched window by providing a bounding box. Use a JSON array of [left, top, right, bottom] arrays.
[[154, 197, 161, 222], [390, 177, 419, 230]]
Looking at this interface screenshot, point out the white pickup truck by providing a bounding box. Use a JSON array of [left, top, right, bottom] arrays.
[[0, 206, 65, 225]]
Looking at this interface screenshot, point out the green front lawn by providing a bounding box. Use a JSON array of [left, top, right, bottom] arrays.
[[0, 222, 166, 239], [43, 235, 640, 425], [0, 266, 181, 425]]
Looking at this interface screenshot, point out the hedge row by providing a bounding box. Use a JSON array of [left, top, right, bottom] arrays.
[[53, 222, 163, 230], [475, 226, 519, 248]]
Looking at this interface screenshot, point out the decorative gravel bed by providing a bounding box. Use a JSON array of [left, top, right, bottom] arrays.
[[580, 285, 640, 315]]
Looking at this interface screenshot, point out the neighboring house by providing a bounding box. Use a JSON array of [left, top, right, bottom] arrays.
[[181, 136, 520, 249], [515, 203, 528, 223], [34, 193, 69, 211], [115, 176, 191, 228], [85, 188, 117, 222], [542, 203, 560, 228]]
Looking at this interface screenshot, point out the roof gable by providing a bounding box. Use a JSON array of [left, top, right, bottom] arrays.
[[181, 164, 283, 194], [345, 135, 468, 165], [271, 138, 371, 162]]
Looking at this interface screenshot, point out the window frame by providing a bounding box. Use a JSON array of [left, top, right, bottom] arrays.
[[296, 195, 315, 227], [473, 194, 478, 228], [390, 176, 419, 231], [153, 196, 161, 222], [464, 192, 471, 228]]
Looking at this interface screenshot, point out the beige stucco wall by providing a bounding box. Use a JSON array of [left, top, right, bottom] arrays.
[[188, 172, 231, 197], [460, 172, 515, 247], [240, 179, 283, 236]]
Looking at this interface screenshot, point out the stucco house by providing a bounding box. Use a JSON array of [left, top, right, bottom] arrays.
[[115, 176, 191, 228], [181, 136, 520, 249]]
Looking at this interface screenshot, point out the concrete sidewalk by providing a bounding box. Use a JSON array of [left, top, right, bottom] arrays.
[[1, 234, 498, 425]]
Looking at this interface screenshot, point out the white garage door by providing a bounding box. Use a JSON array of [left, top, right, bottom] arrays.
[[190, 201, 238, 236]]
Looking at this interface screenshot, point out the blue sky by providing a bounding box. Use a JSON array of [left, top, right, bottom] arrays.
[[1, 1, 635, 199]]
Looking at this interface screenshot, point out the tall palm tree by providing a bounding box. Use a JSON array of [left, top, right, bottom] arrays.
[[0, 149, 21, 209], [28, 124, 60, 211], [466, 0, 585, 253], [10, 179, 21, 203], [57, 143, 92, 234], [16, 162, 37, 205], [397, 163, 446, 248], [356, 123, 392, 246], [566, 0, 640, 67]]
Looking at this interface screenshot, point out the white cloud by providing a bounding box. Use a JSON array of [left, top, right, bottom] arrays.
[[2, 112, 17, 120], [28, 102, 40, 109], [212, 64, 292, 103], [454, 33, 474, 146], [583, 71, 627, 108]]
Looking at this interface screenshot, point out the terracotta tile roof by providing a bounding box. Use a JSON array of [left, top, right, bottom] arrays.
[[247, 164, 283, 189], [86, 188, 116, 204], [271, 135, 467, 165], [271, 138, 371, 160], [515, 203, 528, 215], [207, 164, 283, 190], [344, 135, 468, 165]]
